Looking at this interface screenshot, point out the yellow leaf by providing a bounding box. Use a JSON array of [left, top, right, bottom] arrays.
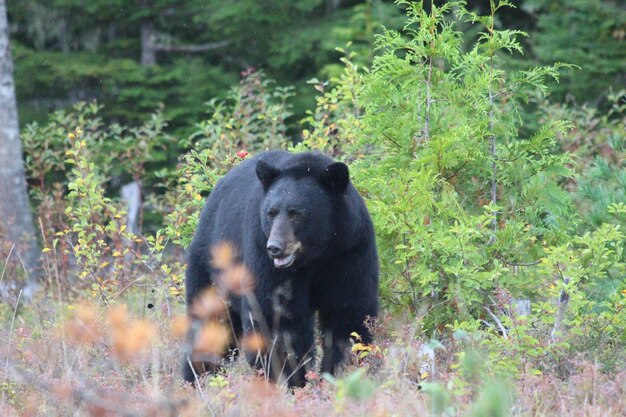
[[350, 332, 362, 341], [112, 251, 122, 257], [351, 343, 372, 353], [421, 371, 429, 380], [42, 247, 51, 253]]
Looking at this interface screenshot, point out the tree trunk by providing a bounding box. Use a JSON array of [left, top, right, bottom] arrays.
[[326, 0, 341, 14], [59, 17, 71, 54], [0, 0, 41, 283], [140, 21, 157, 67]]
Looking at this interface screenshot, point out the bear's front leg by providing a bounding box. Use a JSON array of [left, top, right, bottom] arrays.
[[273, 314, 316, 387], [318, 306, 374, 375], [241, 282, 315, 387]]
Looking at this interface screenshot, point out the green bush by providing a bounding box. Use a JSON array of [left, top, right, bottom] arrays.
[[301, 0, 625, 375]]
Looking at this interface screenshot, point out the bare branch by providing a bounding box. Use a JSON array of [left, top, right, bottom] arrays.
[[484, 306, 508, 339], [423, 55, 432, 144], [550, 277, 570, 344], [155, 40, 230, 53], [488, 87, 497, 245]]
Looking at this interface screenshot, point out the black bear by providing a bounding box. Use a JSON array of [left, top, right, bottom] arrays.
[[183, 150, 379, 387]]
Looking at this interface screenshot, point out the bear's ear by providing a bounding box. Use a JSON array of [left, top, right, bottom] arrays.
[[256, 160, 280, 189], [321, 162, 350, 193]]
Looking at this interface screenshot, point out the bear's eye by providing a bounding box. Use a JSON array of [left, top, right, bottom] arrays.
[[288, 209, 303, 220], [267, 208, 278, 218]]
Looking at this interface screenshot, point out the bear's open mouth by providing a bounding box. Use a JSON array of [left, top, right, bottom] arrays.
[[273, 253, 296, 268]]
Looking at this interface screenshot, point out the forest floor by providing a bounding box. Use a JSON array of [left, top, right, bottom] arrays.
[[0, 280, 625, 417]]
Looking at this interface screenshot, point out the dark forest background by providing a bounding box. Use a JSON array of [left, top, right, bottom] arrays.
[[8, 0, 623, 130]]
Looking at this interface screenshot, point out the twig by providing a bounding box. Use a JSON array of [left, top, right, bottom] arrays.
[[549, 375, 570, 416], [245, 292, 285, 385], [382, 131, 402, 149], [284, 356, 313, 388], [487, 5, 498, 246], [443, 159, 470, 182], [423, 55, 433, 146], [488, 88, 497, 245], [495, 255, 541, 267], [483, 305, 508, 339], [0, 243, 15, 287], [3, 288, 22, 398], [596, 303, 625, 339], [401, 234, 419, 310], [421, 3, 436, 148], [550, 276, 570, 344]]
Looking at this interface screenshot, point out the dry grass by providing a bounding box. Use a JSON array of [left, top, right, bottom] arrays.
[[0, 286, 625, 417]]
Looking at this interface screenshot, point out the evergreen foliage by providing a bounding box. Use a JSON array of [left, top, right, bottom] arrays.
[[300, 0, 625, 374], [339, 0, 575, 325], [526, 0, 626, 105]]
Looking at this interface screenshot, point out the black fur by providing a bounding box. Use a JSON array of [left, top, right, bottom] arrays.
[[183, 150, 379, 387]]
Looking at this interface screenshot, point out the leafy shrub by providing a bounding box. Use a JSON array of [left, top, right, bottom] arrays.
[[301, 0, 625, 375], [155, 69, 293, 248]]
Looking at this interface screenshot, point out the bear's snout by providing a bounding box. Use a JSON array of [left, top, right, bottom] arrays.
[[266, 214, 296, 260], [266, 239, 285, 258], [266, 217, 300, 269]]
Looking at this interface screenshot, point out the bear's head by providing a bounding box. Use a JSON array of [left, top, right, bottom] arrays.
[[256, 158, 350, 269]]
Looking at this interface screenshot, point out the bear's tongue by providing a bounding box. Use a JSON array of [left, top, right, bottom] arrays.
[[274, 254, 294, 268]]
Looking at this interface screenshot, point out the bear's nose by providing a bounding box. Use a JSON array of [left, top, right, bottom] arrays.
[[266, 240, 285, 258]]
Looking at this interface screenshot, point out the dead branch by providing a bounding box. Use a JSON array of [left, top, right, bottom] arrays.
[[155, 40, 230, 53]]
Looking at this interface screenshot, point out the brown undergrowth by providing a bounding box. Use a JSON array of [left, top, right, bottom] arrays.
[[1, 285, 625, 417]]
